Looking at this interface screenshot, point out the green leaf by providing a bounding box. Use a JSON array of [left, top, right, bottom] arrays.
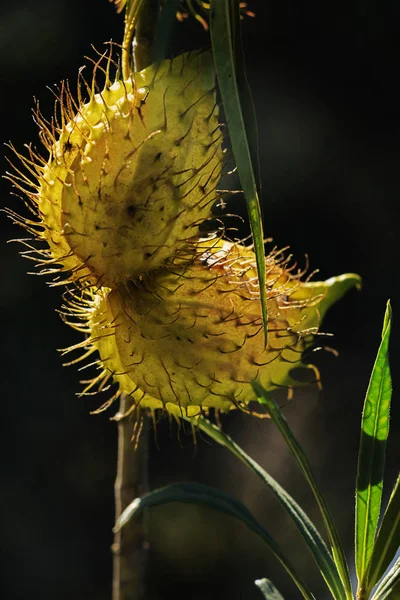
[[209, 0, 268, 345], [255, 578, 285, 599], [185, 415, 346, 600], [356, 301, 392, 588], [371, 557, 400, 600], [154, 0, 181, 64], [116, 482, 314, 600], [252, 381, 352, 600], [366, 473, 400, 592]]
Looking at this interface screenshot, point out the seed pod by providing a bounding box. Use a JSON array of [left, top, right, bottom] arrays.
[[63, 239, 361, 418], [6, 49, 222, 287]]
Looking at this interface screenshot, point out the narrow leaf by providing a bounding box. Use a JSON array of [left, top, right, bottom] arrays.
[[154, 0, 181, 64], [185, 415, 346, 600], [356, 301, 392, 587], [252, 381, 353, 600], [255, 578, 285, 600], [209, 0, 268, 344], [366, 473, 400, 592], [371, 557, 400, 600], [116, 482, 314, 600]]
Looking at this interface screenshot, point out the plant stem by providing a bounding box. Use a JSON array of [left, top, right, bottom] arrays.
[[122, 0, 160, 78], [112, 394, 149, 600], [121, 0, 142, 80]]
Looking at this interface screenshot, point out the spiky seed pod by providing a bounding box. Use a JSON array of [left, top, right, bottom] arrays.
[[62, 239, 360, 419], [6, 49, 223, 288]]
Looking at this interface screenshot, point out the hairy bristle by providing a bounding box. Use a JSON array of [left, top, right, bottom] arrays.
[[57, 239, 359, 421], [6, 48, 228, 293]]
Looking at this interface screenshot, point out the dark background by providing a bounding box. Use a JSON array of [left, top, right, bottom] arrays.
[[1, 1, 399, 599]]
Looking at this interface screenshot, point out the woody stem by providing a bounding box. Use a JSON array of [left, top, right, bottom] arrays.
[[112, 395, 149, 600]]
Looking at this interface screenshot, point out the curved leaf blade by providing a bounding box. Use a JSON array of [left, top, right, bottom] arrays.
[[116, 482, 314, 600], [356, 301, 392, 587], [252, 381, 352, 599], [366, 473, 400, 593], [209, 0, 268, 344], [371, 557, 400, 600], [154, 0, 181, 63], [186, 416, 346, 600], [255, 578, 285, 599]]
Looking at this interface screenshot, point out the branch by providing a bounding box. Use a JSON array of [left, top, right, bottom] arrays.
[[112, 394, 149, 600]]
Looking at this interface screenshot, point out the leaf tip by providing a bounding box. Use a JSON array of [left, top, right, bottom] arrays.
[[382, 299, 392, 338], [114, 497, 142, 532]]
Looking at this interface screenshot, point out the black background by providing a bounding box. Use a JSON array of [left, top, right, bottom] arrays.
[[1, 1, 399, 599]]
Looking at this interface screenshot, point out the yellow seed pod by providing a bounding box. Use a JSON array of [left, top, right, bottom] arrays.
[[63, 239, 360, 418], [7, 49, 222, 287]]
